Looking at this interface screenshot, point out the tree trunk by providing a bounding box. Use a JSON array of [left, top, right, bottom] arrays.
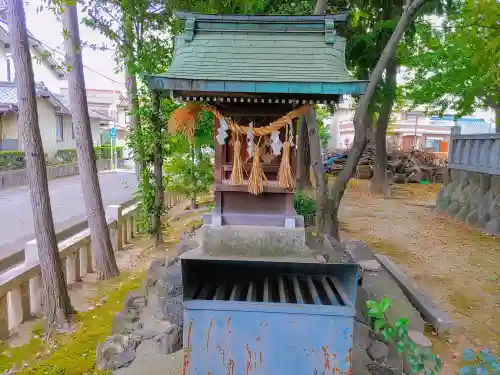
[[125, 67, 141, 175], [306, 106, 327, 234], [495, 98, 500, 133], [151, 90, 164, 246], [371, 53, 398, 194], [296, 117, 312, 190], [190, 143, 197, 209], [326, 0, 426, 240], [7, 0, 74, 328], [123, 13, 141, 178], [295, 0, 327, 190], [314, 0, 327, 13], [62, 3, 119, 279]]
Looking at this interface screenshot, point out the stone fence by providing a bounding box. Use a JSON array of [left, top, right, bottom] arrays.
[[0, 159, 125, 190], [436, 127, 500, 235], [0, 192, 182, 339]]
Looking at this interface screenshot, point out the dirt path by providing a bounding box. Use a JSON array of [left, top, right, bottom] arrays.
[[339, 181, 500, 360]]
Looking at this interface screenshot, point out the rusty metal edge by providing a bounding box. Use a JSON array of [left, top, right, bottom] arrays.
[[373, 254, 453, 336]]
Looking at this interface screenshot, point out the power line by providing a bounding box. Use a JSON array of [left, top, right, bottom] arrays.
[[33, 36, 125, 88], [0, 19, 125, 88]]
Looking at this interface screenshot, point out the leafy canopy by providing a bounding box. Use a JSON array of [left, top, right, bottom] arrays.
[[403, 0, 500, 124]]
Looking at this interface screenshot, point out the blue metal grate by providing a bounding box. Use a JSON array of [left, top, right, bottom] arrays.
[[191, 274, 352, 306]]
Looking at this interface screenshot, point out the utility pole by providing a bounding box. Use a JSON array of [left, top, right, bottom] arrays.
[[62, 2, 119, 279], [7, 0, 74, 328]]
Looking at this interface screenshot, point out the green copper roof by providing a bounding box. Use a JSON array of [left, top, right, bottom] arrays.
[[146, 12, 367, 96]]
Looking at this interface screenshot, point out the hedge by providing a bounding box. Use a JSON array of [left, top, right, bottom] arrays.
[[0, 150, 25, 172], [1, 147, 125, 172], [55, 146, 124, 164]]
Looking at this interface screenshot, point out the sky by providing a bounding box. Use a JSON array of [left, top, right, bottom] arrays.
[[24, 0, 125, 93]]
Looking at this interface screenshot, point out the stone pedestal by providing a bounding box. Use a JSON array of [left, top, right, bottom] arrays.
[[201, 223, 308, 258]]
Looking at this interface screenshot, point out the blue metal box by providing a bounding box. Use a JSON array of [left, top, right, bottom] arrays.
[[181, 258, 358, 375]]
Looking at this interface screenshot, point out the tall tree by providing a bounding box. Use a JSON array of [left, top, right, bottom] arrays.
[[326, 0, 426, 240], [404, 0, 500, 131], [62, 2, 119, 279], [6, 0, 74, 328]]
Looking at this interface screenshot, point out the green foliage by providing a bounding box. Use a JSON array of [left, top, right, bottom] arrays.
[[366, 297, 442, 375], [54, 147, 124, 164], [164, 145, 214, 203], [403, 0, 500, 128], [315, 105, 331, 150], [460, 349, 500, 375], [294, 190, 316, 225], [55, 148, 77, 163], [0, 150, 25, 171]]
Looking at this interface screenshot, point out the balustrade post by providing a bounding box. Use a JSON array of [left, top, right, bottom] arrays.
[[122, 217, 129, 245], [29, 274, 42, 316], [25, 240, 39, 263], [7, 289, 22, 329], [65, 253, 76, 285], [0, 294, 8, 339], [106, 205, 123, 251]]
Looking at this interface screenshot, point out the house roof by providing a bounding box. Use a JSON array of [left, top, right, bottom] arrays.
[[0, 8, 65, 79], [0, 81, 69, 113], [54, 93, 114, 122], [0, 81, 113, 122], [146, 12, 367, 98]]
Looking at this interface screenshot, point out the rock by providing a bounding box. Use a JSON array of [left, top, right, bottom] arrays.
[[146, 259, 166, 287], [366, 363, 399, 375], [124, 292, 147, 309], [155, 260, 184, 328], [96, 334, 142, 370], [176, 235, 200, 256], [111, 308, 142, 334], [408, 331, 432, 347], [155, 324, 183, 355], [132, 329, 160, 340], [367, 341, 389, 361], [358, 260, 381, 272]]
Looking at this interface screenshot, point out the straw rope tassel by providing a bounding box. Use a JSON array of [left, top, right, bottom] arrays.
[[278, 125, 296, 190], [230, 135, 244, 185], [248, 138, 267, 195]]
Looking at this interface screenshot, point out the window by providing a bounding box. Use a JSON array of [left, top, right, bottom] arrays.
[[56, 115, 63, 141]]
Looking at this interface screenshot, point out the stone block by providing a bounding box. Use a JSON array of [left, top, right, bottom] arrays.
[[201, 225, 308, 257], [491, 175, 500, 196], [484, 217, 500, 235]]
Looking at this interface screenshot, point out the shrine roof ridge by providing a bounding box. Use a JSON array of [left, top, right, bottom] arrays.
[[173, 11, 349, 24]]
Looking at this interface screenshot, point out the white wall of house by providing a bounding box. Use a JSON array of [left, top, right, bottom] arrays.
[[0, 112, 17, 139], [30, 49, 63, 93], [36, 98, 58, 157], [0, 46, 8, 81], [57, 114, 101, 151]]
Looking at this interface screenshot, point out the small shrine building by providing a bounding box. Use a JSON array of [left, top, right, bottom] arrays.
[[146, 12, 367, 255]]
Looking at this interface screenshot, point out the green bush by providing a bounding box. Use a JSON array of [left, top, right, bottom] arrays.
[[294, 191, 316, 225], [0, 150, 25, 172], [98, 145, 123, 159], [55, 148, 78, 163]]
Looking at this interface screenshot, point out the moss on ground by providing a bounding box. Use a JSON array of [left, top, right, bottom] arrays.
[[0, 272, 143, 375], [0, 200, 207, 375]]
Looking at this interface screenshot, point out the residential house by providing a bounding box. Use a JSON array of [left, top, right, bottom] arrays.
[[0, 4, 129, 158], [0, 81, 104, 157], [333, 105, 493, 152], [60, 88, 130, 147]]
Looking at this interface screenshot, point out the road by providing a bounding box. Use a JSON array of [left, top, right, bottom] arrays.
[[0, 170, 138, 267]]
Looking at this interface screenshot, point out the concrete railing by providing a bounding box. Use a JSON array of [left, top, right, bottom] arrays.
[[0, 191, 183, 338], [448, 126, 500, 175], [0, 159, 126, 190]]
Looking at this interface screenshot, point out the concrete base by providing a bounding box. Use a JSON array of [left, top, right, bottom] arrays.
[[201, 224, 309, 257]]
